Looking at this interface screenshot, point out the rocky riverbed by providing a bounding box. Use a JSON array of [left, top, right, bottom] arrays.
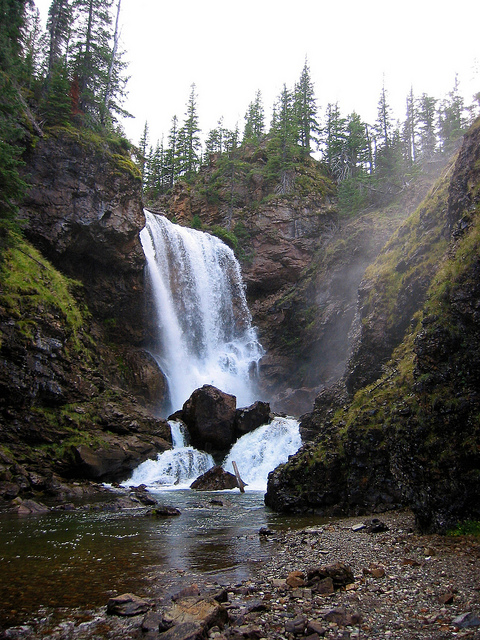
[[1, 509, 479, 640]]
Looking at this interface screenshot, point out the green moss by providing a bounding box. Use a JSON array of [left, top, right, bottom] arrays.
[[447, 520, 480, 536], [0, 233, 90, 354]]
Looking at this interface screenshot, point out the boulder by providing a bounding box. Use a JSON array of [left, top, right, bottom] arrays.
[[106, 593, 152, 616], [180, 385, 237, 452], [162, 596, 228, 630], [307, 562, 355, 590], [190, 466, 238, 491], [158, 622, 205, 640], [234, 401, 271, 436]]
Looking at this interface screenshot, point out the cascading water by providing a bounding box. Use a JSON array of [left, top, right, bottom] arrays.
[[140, 211, 264, 414], [127, 421, 215, 489], [223, 417, 302, 490], [126, 417, 301, 492]]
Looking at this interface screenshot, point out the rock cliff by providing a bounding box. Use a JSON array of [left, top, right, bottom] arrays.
[[158, 146, 448, 414], [265, 119, 480, 532], [0, 128, 171, 500]]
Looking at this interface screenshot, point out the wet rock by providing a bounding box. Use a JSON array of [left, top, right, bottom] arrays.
[[146, 505, 181, 517], [234, 401, 271, 437], [106, 593, 152, 616], [13, 499, 49, 516], [131, 485, 158, 506], [258, 527, 273, 536], [172, 585, 202, 601], [142, 610, 164, 632], [180, 385, 237, 452], [190, 466, 238, 491]]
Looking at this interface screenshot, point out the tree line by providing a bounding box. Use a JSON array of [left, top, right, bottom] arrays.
[[0, 0, 129, 226], [141, 62, 479, 213]]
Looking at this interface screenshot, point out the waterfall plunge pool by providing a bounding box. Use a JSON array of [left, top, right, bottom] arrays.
[[0, 491, 330, 628], [0, 418, 314, 628]]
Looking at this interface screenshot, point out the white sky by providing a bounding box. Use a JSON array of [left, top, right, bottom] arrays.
[[33, 0, 480, 150]]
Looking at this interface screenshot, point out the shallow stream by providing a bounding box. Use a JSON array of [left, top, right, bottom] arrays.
[[0, 490, 324, 628]]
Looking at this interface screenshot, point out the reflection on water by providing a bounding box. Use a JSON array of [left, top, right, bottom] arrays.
[[0, 491, 325, 627]]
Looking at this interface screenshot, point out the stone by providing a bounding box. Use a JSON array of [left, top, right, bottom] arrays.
[[307, 562, 355, 589], [142, 610, 163, 632], [352, 523, 366, 532], [364, 518, 389, 533], [307, 620, 327, 635], [190, 466, 238, 491], [14, 499, 49, 516], [146, 506, 181, 517], [234, 401, 271, 437], [258, 527, 273, 536], [312, 577, 334, 595], [452, 612, 480, 629], [228, 625, 262, 640], [162, 596, 228, 630], [438, 592, 454, 605], [158, 622, 205, 640], [286, 571, 305, 588], [106, 593, 151, 616], [285, 615, 307, 634], [180, 385, 237, 451]]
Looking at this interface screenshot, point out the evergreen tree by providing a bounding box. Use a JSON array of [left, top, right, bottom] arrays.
[[269, 84, 298, 193], [164, 114, 179, 189], [205, 116, 226, 157], [417, 93, 437, 159], [294, 58, 319, 158], [243, 89, 264, 142], [0, 0, 29, 221], [438, 75, 467, 153], [403, 87, 417, 166], [138, 120, 149, 181], [177, 83, 201, 179], [323, 102, 347, 180], [46, 0, 73, 80]]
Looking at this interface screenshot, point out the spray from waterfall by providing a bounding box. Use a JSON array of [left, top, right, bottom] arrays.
[[140, 211, 264, 414]]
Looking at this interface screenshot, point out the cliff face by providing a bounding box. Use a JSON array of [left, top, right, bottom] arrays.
[[161, 150, 447, 414], [0, 129, 171, 499], [265, 119, 480, 532]]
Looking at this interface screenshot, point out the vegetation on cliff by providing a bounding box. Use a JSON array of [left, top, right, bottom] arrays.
[[266, 119, 480, 532]]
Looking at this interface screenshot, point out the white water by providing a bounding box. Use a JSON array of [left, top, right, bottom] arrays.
[[140, 211, 264, 413], [223, 417, 302, 490], [126, 417, 301, 492], [127, 421, 215, 489]]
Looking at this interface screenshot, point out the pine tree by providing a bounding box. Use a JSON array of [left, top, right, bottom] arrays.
[[403, 87, 417, 166], [0, 0, 29, 221], [438, 75, 467, 153], [164, 114, 179, 189], [294, 58, 319, 158], [323, 102, 347, 180], [269, 84, 298, 193], [138, 120, 149, 181], [46, 0, 73, 80], [243, 89, 264, 142], [417, 93, 437, 159], [177, 83, 201, 179]]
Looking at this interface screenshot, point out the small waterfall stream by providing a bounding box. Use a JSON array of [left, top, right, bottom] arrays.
[[126, 417, 301, 492], [140, 211, 264, 413]]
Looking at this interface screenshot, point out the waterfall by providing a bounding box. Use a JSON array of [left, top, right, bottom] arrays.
[[140, 211, 264, 413], [127, 421, 215, 489], [223, 417, 302, 490], [126, 417, 301, 492]]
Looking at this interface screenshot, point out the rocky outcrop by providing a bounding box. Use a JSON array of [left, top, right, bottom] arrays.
[[173, 386, 271, 454], [190, 466, 239, 491], [266, 120, 480, 532], [19, 127, 146, 346], [178, 385, 237, 453]]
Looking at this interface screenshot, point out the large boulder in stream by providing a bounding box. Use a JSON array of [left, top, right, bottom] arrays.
[[179, 385, 237, 452], [190, 466, 239, 491]]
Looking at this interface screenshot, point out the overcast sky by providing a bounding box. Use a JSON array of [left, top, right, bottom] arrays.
[[33, 0, 479, 149]]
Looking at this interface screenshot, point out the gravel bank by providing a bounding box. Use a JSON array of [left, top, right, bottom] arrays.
[[1, 509, 479, 640]]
